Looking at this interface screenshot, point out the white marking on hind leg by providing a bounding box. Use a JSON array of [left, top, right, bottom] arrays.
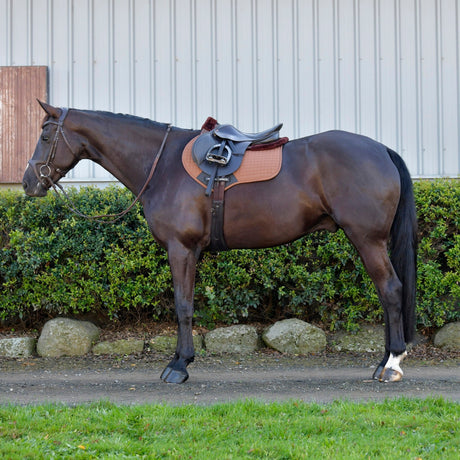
[[385, 351, 407, 375], [381, 351, 407, 382]]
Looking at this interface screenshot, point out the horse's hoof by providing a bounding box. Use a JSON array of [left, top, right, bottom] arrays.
[[372, 365, 385, 380], [160, 367, 189, 384], [160, 366, 172, 381], [379, 367, 403, 383], [374, 351, 406, 382]]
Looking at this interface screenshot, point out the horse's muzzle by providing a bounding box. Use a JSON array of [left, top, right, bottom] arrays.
[[22, 165, 49, 197]]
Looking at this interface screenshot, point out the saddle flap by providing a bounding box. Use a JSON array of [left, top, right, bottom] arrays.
[[191, 132, 215, 165]]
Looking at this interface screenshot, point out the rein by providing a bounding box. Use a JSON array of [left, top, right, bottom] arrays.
[[34, 108, 172, 224]]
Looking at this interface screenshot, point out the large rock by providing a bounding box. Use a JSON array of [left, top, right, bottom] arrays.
[[331, 325, 385, 353], [434, 322, 460, 351], [0, 337, 36, 357], [37, 318, 100, 357], [149, 334, 203, 354], [262, 318, 326, 354], [92, 339, 145, 355], [205, 325, 259, 354]]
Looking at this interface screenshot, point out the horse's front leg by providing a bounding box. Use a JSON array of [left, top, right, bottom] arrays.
[[160, 242, 199, 384]]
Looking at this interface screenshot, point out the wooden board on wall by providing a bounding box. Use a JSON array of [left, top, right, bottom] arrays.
[[0, 66, 48, 183]]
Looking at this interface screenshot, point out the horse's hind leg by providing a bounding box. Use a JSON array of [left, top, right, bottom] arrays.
[[160, 242, 199, 384], [349, 238, 408, 382], [372, 306, 408, 382]]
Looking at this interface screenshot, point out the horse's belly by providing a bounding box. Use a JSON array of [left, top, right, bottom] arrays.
[[222, 188, 327, 249]]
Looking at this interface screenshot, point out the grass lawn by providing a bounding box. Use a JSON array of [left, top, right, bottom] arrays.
[[0, 397, 458, 459]]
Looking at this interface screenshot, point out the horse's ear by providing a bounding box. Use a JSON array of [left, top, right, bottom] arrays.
[[37, 100, 61, 119]]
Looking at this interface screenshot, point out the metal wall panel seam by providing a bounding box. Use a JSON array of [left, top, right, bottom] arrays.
[[292, 0, 299, 137], [46, 1, 51, 80], [251, 0, 257, 129], [273, 0, 279, 131], [89, 0, 94, 109], [253, 0, 259, 129], [191, 0, 197, 128], [170, 0, 181, 124], [415, 0, 423, 176], [47, 0, 53, 101], [233, 0, 239, 127], [29, 0, 35, 65], [354, 0, 360, 134], [211, 0, 217, 120], [129, 0, 135, 114], [435, 0, 443, 175], [457, 0, 460, 176], [394, 0, 402, 155], [68, 0, 75, 178], [109, 0, 115, 112], [149, 0, 156, 120], [231, 0, 237, 125], [81, 0, 90, 180], [172, 0, 177, 124], [0, 0, 6, 64], [333, 0, 339, 129], [374, 0, 381, 142], [68, 0, 74, 107], [6, 0, 11, 64], [93, 0, 103, 109], [27, 0, 32, 64], [313, 0, 319, 133]]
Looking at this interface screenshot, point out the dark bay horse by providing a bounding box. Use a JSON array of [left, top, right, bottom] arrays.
[[23, 102, 417, 384]]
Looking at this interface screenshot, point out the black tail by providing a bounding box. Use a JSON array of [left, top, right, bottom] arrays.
[[387, 148, 418, 343]]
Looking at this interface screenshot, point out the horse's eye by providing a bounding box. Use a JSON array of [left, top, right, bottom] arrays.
[[42, 135, 49, 142]]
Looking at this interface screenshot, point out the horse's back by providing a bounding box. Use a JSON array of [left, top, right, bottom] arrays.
[[301, 130, 397, 172], [309, 129, 399, 180]]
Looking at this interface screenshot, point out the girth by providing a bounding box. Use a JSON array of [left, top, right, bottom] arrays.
[[209, 180, 227, 251]]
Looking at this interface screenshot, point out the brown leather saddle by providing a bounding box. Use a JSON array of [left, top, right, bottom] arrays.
[[192, 120, 284, 195]]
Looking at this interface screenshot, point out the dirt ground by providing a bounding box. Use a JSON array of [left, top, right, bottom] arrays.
[[1, 342, 459, 405]]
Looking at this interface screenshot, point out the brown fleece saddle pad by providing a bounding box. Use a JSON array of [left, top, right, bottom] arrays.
[[182, 136, 284, 191]]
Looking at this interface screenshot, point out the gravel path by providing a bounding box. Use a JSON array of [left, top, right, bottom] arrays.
[[1, 352, 458, 405]]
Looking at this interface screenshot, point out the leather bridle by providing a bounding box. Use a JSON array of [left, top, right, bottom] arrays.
[[29, 107, 172, 223], [29, 108, 78, 187]]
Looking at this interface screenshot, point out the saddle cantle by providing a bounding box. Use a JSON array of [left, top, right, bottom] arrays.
[[191, 119, 285, 195], [213, 123, 283, 143]]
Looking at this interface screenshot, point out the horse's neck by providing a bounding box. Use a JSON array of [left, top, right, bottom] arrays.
[[80, 114, 166, 194]]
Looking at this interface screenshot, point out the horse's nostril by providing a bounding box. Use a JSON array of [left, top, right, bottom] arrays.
[[22, 180, 28, 191]]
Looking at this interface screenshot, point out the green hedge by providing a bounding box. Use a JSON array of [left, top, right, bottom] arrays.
[[0, 180, 458, 331]]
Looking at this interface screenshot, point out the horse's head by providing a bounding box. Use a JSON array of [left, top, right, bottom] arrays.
[[23, 101, 83, 197]]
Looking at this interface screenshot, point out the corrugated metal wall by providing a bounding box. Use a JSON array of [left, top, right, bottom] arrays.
[[1, 0, 459, 181]]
